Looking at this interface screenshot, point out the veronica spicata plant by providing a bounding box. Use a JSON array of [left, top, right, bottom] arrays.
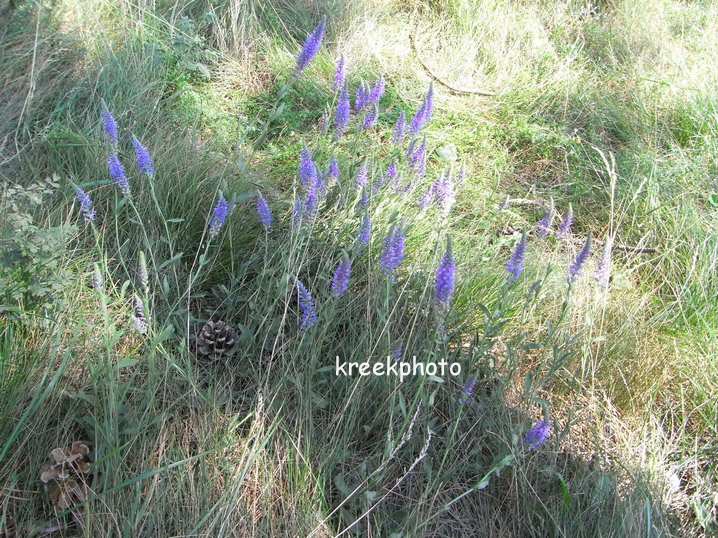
[[355, 82, 369, 112], [435, 240, 456, 307], [131, 135, 155, 177], [525, 420, 551, 450], [209, 195, 231, 238], [296, 18, 326, 75], [507, 234, 528, 282], [357, 213, 372, 246], [393, 111, 406, 144], [334, 55, 346, 92], [557, 205, 574, 238], [336, 86, 351, 138], [331, 256, 352, 298], [355, 160, 368, 190], [101, 105, 119, 146], [537, 199, 554, 238], [410, 83, 434, 135], [380, 225, 406, 278], [108, 154, 130, 196], [296, 279, 318, 330], [256, 192, 272, 231], [568, 234, 592, 284], [74, 187, 96, 223], [595, 235, 613, 289]]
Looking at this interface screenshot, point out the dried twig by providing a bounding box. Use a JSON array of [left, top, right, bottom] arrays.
[[501, 197, 544, 207], [499, 220, 658, 255], [409, 23, 496, 97]]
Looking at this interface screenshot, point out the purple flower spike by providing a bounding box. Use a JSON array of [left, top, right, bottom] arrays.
[[359, 187, 370, 209], [385, 162, 398, 187], [296, 279, 318, 330], [595, 235, 613, 289], [304, 175, 320, 217], [328, 157, 340, 180], [101, 108, 119, 146], [405, 137, 417, 159], [299, 147, 318, 188], [331, 256, 352, 297], [459, 377, 477, 405], [568, 234, 592, 284], [557, 205, 574, 238], [131, 135, 155, 177], [410, 137, 427, 177], [334, 55, 346, 91], [419, 188, 434, 210], [525, 419, 551, 450], [355, 82, 369, 112], [358, 213, 372, 246], [432, 171, 455, 216], [296, 18, 326, 75], [362, 104, 378, 130], [380, 225, 406, 277], [507, 234, 527, 282], [368, 76, 385, 105], [107, 153, 130, 196], [355, 160, 369, 189], [410, 83, 434, 135], [74, 187, 96, 223], [393, 111, 406, 144], [435, 242, 456, 306], [209, 194, 231, 238], [537, 204, 554, 239], [256, 192, 273, 230], [336, 86, 351, 138], [417, 155, 427, 178], [409, 137, 424, 166]]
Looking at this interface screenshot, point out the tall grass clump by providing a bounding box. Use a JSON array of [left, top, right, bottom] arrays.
[[1, 0, 716, 536]]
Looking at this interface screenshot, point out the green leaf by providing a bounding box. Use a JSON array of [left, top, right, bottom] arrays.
[[475, 454, 515, 491], [158, 253, 184, 271], [237, 323, 253, 344], [152, 324, 175, 344], [116, 357, 138, 370], [120, 280, 131, 298], [557, 473, 572, 508], [334, 473, 351, 496], [398, 393, 407, 418]]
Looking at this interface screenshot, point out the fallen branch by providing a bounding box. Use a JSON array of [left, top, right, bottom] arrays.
[[409, 24, 496, 97], [499, 220, 658, 255], [500, 197, 544, 207]]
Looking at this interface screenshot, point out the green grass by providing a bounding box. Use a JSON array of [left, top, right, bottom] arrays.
[[1, 0, 717, 536]]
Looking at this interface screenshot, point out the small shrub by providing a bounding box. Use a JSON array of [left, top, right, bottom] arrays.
[[0, 177, 76, 317]]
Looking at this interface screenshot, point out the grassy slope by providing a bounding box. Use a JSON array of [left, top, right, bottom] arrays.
[[0, 0, 716, 536]]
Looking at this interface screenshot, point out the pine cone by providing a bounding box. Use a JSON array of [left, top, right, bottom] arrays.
[[40, 441, 92, 510], [0, 517, 16, 538], [196, 320, 237, 361]]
